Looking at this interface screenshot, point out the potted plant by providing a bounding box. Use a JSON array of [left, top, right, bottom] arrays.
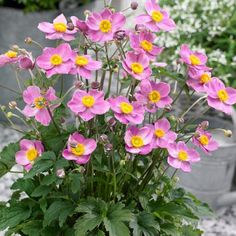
[[1, 0, 236, 235]]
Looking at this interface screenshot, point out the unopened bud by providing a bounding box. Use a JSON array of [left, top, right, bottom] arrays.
[[131, 1, 138, 10], [224, 129, 232, 138], [74, 81, 84, 89], [24, 37, 32, 44], [0, 105, 6, 111], [7, 112, 13, 118], [114, 30, 126, 41], [67, 22, 74, 31], [120, 160, 126, 166], [108, 117, 116, 127], [11, 45, 19, 51], [99, 134, 109, 144], [135, 24, 146, 32], [9, 101, 17, 110], [113, 65, 119, 73], [91, 81, 100, 89], [84, 10, 91, 17], [169, 115, 176, 122], [56, 169, 65, 178], [199, 121, 209, 130], [164, 105, 172, 112], [105, 143, 113, 151]]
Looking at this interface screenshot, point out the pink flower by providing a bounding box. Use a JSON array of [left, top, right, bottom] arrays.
[[108, 96, 145, 125], [36, 43, 73, 78], [205, 78, 236, 114], [67, 89, 110, 121], [38, 14, 78, 41], [192, 127, 218, 155], [180, 44, 210, 71], [135, 80, 172, 113], [0, 50, 19, 67], [70, 53, 102, 79], [125, 126, 153, 155], [152, 118, 177, 148], [86, 8, 126, 42], [15, 139, 44, 171], [22, 86, 59, 126], [167, 141, 200, 172], [122, 51, 151, 80], [129, 31, 163, 60], [136, 0, 176, 32], [62, 132, 97, 165], [187, 70, 212, 92]]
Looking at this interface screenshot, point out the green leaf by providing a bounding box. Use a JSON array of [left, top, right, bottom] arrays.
[[130, 212, 160, 236], [70, 173, 82, 194], [41, 174, 57, 185], [11, 178, 35, 195], [160, 223, 180, 236], [43, 200, 75, 228], [31, 185, 51, 197], [0, 204, 32, 230], [21, 220, 42, 236], [0, 142, 19, 177], [24, 151, 56, 179], [181, 225, 203, 236]]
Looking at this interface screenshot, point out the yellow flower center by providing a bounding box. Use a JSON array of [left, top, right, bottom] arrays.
[[200, 73, 211, 84], [34, 97, 47, 109], [217, 89, 229, 102], [82, 95, 95, 108], [5, 50, 18, 58], [99, 19, 112, 33], [120, 102, 133, 114], [75, 56, 89, 67], [131, 136, 144, 148], [53, 22, 67, 33], [50, 54, 63, 66], [151, 10, 163, 22], [131, 63, 144, 74], [71, 143, 85, 156], [189, 54, 201, 65], [26, 148, 38, 161], [178, 150, 188, 161], [199, 135, 209, 146], [140, 40, 153, 52], [155, 128, 165, 138], [148, 90, 161, 103]]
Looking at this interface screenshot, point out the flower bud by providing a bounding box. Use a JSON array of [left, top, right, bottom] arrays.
[[67, 22, 74, 31], [108, 117, 116, 127], [19, 56, 34, 70], [84, 10, 91, 17], [24, 37, 32, 44], [164, 105, 172, 112], [74, 81, 84, 89], [91, 81, 100, 89], [7, 112, 13, 118], [105, 143, 113, 151], [224, 129, 232, 138], [99, 134, 109, 144], [199, 121, 209, 130], [169, 115, 176, 122], [120, 160, 126, 166], [135, 24, 146, 32], [56, 169, 65, 178], [9, 101, 17, 110], [131, 2, 138, 10], [113, 30, 126, 41], [1, 105, 6, 111], [11, 45, 19, 52]]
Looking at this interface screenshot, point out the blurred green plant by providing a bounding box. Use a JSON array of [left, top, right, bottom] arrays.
[[0, 0, 92, 12], [158, 0, 236, 86]]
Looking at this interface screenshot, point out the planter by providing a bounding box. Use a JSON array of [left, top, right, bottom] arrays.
[[173, 104, 236, 209]]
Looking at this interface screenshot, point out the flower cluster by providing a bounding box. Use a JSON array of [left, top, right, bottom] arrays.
[[0, 1, 234, 234]]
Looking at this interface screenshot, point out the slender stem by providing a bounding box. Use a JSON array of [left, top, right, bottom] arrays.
[[106, 71, 113, 98], [180, 95, 207, 120], [9, 171, 23, 174], [47, 107, 60, 135], [171, 169, 178, 179], [59, 77, 64, 98]]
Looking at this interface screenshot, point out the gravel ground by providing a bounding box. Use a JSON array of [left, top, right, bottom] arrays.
[[0, 126, 236, 236]]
